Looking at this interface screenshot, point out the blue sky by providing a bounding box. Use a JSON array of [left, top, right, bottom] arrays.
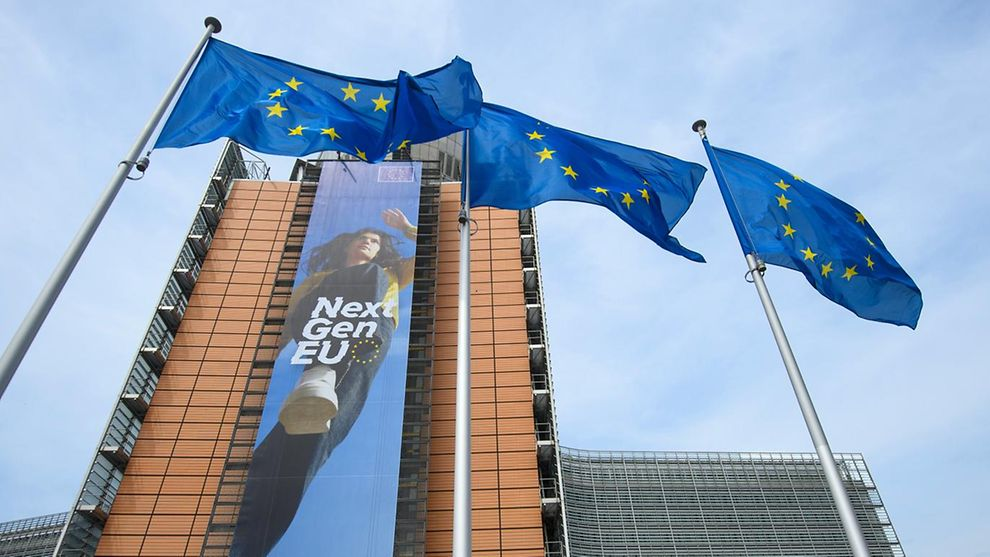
[[1, 2, 988, 555]]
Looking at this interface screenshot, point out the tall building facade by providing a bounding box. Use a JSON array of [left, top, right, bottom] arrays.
[[53, 140, 566, 556], [44, 138, 903, 557]]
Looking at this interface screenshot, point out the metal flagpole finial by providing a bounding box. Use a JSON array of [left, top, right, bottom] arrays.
[[692, 119, 708, 138], [204, 17, 222, 33]]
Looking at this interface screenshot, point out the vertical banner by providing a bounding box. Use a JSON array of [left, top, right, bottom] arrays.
[[231, 161, 422, 556]]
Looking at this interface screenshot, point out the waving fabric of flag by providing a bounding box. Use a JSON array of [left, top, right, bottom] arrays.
[[469, 104, 707, 262], [155, 39, 483, 162], [707, 145, 922, 328]]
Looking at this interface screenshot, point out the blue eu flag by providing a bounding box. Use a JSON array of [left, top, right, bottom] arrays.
[[156, 39, 483, 162], [469, 104, 707, 262], [705, 144, 922, 328]]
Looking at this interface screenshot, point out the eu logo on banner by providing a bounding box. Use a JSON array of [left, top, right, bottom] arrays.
[[706, 145, 923, 328], [155, 39, 483, 162]]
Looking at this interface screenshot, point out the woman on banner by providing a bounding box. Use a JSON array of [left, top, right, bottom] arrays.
[[230, 208, 417, 557]]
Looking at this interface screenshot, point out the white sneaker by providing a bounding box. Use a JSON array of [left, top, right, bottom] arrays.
[[279, 365, 339, 435]]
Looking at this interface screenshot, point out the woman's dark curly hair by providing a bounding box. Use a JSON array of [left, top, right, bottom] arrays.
[[305, 228, 402, 274]]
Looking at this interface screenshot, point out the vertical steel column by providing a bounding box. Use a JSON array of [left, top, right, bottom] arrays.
[[452, 130, 472, 557]]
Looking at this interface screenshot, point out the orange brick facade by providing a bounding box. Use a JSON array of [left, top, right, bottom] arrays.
[[426, 185, 544, 556], [95, 179, 545, 556], [97, 180, 297, 556]]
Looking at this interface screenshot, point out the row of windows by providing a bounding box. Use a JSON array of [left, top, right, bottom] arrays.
[[559, 449, 903, 556]]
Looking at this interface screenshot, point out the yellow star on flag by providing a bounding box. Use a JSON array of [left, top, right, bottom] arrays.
[[865, 254, 876, 270], [268, 88, 286, 100], [774, 179, 791, 191], [592, 186, 608, 196], [800, 247, 817, 261], [642, 179, 649, 185], [776, 193, 792, 210], [638, 188, 651, 203], [371, 93, 391, 112], [621, 192, 634, 209], [288, 125, 305, 136], [821, 261, 834, 278], [561, 165, 579, 180], [397, 139, 411, 150], [842, 265, 859, 281], [320, 127, 341, 140], [855, 211, 867, 225], [355, 148, 367, 160], [285, 77, 303, 91], [341, 82, 360, 102], [527, 130, 545, 141], [866, 236, 876, 247], [782, 223, 797, 238], [792, 173, 804, 182], [266, 102, 288, 118], [535, 147, 555, 163]]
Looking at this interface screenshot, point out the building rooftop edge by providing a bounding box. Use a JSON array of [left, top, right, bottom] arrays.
[[559, 446, 866, 461]]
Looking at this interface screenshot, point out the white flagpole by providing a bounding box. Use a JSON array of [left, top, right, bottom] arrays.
[[452, 129, 473, 557], [0, 17, 221, 403], [694, 120, 871, 557]]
